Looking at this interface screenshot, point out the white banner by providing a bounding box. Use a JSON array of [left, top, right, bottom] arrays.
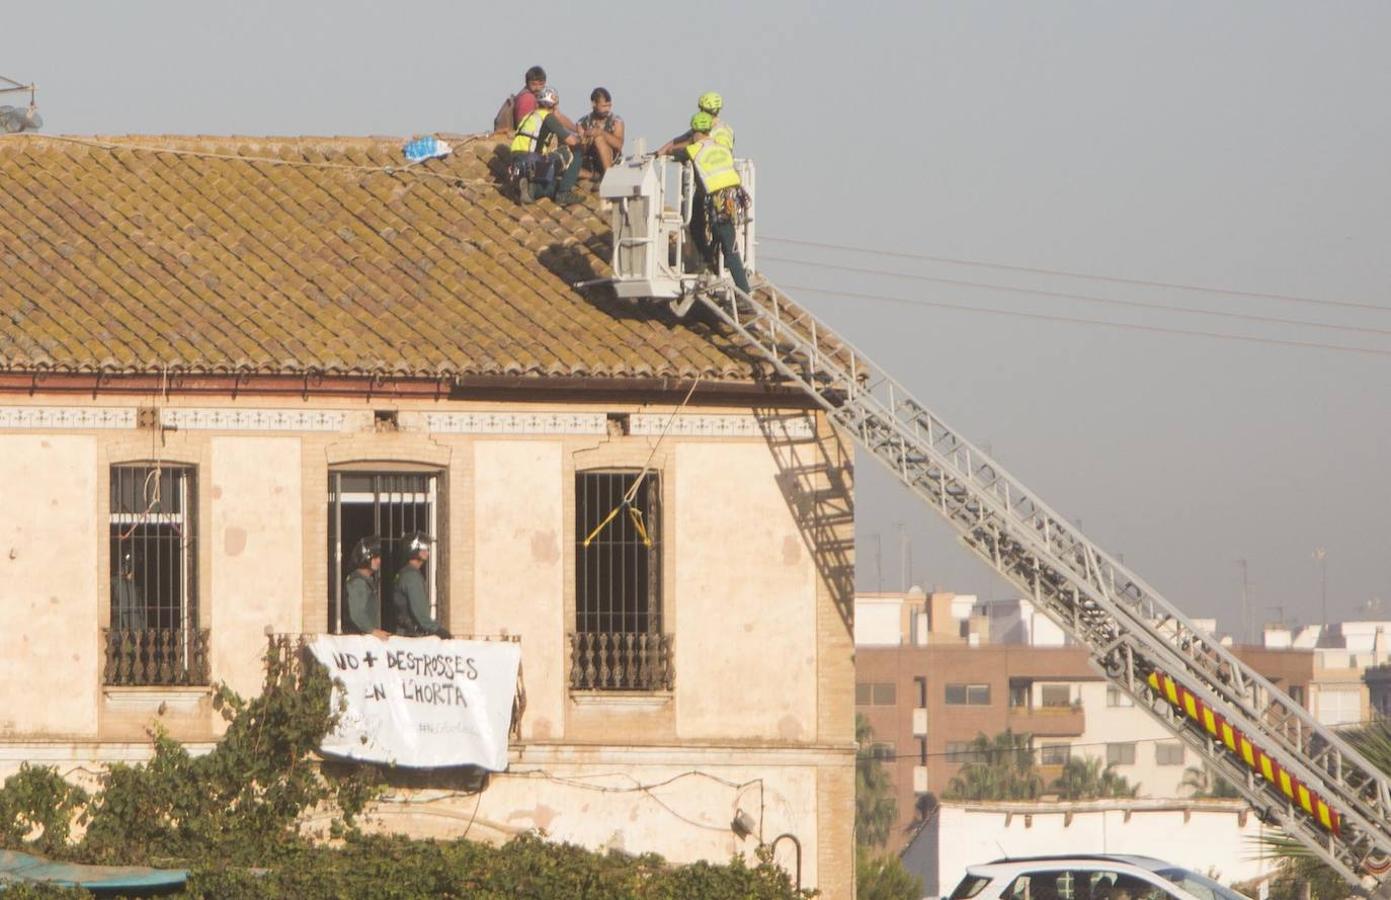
[[308, 635, 521, 771]]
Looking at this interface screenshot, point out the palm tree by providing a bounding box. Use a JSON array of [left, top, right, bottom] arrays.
[[1050, 756, 1139, 800], [943, 729, 1044, 801], [1262, 719, 1391, 895], [1180, 764, 1241, 799], [856, 715, 898, 848]]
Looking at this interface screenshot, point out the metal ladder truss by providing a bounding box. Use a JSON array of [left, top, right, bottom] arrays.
[[690, 279, 1391, 890]]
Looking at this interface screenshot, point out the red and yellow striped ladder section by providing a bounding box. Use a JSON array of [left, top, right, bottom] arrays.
[[1147, 670, 1340, 835]]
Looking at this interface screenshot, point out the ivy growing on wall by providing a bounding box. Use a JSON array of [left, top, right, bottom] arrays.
[[0, 647, 815, 898]]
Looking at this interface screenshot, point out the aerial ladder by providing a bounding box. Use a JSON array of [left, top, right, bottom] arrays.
[[598, 153, 1391, 892]]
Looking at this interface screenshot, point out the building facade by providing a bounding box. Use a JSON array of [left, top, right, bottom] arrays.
[[0, 134, 855, 895], [855, 592, 1319, 851]]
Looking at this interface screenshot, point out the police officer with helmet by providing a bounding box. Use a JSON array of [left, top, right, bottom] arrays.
[[344, 536, 388, 637], [391, 531, 449, 638]]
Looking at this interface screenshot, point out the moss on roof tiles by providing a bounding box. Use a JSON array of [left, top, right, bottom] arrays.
[[0, 133, 755, 381]]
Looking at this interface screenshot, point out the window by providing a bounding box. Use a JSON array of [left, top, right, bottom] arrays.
[[1008, 681, 1029, 708], [1107, 684, 1135, 707], [328, 470, 443, 634], [946, 741, 984, 764], [856, 682, 897, 706], [869, 742, 895, 762], [571, 471, 670, 690], [914, 676, 928, 708], [1106, 742, 1137, 765], [1156, 741, 1185, 766], [1288, 685, 1306, 707], [1040, 684, 1072, 707], [1315, 688, 1362, 727], [106, 464, 206, 685], [946, 683, 991, 706], [1039, 743, 1071, 765], [917, 737, 928, 765]]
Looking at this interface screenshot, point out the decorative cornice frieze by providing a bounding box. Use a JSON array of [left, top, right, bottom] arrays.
[[423, 412, 607, 435], [160, 408, 363, 432], [0, 406, 136, 430], [629, 413, 814, 439]]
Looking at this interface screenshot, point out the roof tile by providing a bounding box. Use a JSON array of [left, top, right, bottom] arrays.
[[0, 134, 755, 381]]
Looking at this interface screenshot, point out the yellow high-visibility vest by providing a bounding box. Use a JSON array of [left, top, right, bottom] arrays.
[[685, 139, 740, 193], [511, 109, 550, 154], [711, 120, 735, 150]]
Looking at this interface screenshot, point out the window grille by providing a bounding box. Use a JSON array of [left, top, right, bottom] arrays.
[[105, 464, 207, 685], [570, 470, 670, 690], [1039, 743, 1072, 766], [327, 471, 442, 634]]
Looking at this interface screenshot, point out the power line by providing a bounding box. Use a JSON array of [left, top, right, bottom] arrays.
[[761, 235, 1391, 315], [778, 283, 1391, 359], [762, 255, 1391, 340]]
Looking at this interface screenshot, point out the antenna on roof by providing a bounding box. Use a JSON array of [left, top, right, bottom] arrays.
[[0, 74, 42, 133]]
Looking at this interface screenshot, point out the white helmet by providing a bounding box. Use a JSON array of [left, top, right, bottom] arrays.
[[536, 87, 559, 109]]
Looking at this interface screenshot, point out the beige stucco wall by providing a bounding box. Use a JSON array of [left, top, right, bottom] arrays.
[[210, 436, 304, 701], [0, 397, 854, 896], [473, 440, 565, 741], [673, 443, 819, 742], [0, 435, 100, 736]]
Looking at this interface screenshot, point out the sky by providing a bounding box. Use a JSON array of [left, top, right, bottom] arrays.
[[6, 1, 1389, 635]]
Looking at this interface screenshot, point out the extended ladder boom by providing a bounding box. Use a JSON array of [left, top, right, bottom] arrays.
[[696, 280, 1391, 889]]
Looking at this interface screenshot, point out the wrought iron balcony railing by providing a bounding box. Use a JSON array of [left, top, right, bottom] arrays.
[[568, 631, 674, 691], [102, 627, 211, 686]]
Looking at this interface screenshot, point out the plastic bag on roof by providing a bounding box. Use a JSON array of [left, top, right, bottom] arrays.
[[402, 135, 451, 163], [0, 105, 42, 133]]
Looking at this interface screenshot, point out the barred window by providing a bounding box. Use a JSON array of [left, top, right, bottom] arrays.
[[575, 471, 661, 633], [1039, 743, 1072, 766], [328, 471, 443, 634], [106, 464, 206, 685], [570, 471, 669, 690]]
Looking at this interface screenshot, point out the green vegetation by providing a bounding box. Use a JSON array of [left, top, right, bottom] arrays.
[[1180, 764, 1242, 799], [942, 730, 1139, 801], [942, 729, 1043, 801], [0, 647, 814, 898], [855, 715, 921, 900], [1050, 756, 1139, 800]]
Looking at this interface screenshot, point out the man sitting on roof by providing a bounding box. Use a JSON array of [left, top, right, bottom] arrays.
[[576, 87, 625, 183], [509, 86, 583, 207]]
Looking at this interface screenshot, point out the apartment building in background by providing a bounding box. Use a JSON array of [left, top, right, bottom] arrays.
[[855, 590, 1320, 849]]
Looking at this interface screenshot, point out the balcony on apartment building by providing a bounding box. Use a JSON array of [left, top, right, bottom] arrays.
[[1005, 680, 1085, 737]]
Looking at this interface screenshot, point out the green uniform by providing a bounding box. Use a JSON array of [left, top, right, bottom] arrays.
[[392, 563, 445, 637], [343, 570, 380, 634], [111, 576, 146, 630]]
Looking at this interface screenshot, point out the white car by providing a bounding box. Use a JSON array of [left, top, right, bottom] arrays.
[[948, 854, 1252, 900]]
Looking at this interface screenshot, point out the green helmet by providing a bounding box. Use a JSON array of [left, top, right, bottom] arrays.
[[689, 111, 714, 134], [697, 91, 722, 114]]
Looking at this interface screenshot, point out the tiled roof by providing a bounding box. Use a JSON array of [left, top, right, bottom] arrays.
[[0, 134, 753, 382]]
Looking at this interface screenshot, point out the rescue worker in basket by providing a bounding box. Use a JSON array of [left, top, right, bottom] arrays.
[[658, 111, 751, 294], [343, 536, 388, 637], [509, 86, 583, 207], [391, 531, 450, 638]]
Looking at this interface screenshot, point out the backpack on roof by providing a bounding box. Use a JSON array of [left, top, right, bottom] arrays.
[[493, 94, 517, 134]]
